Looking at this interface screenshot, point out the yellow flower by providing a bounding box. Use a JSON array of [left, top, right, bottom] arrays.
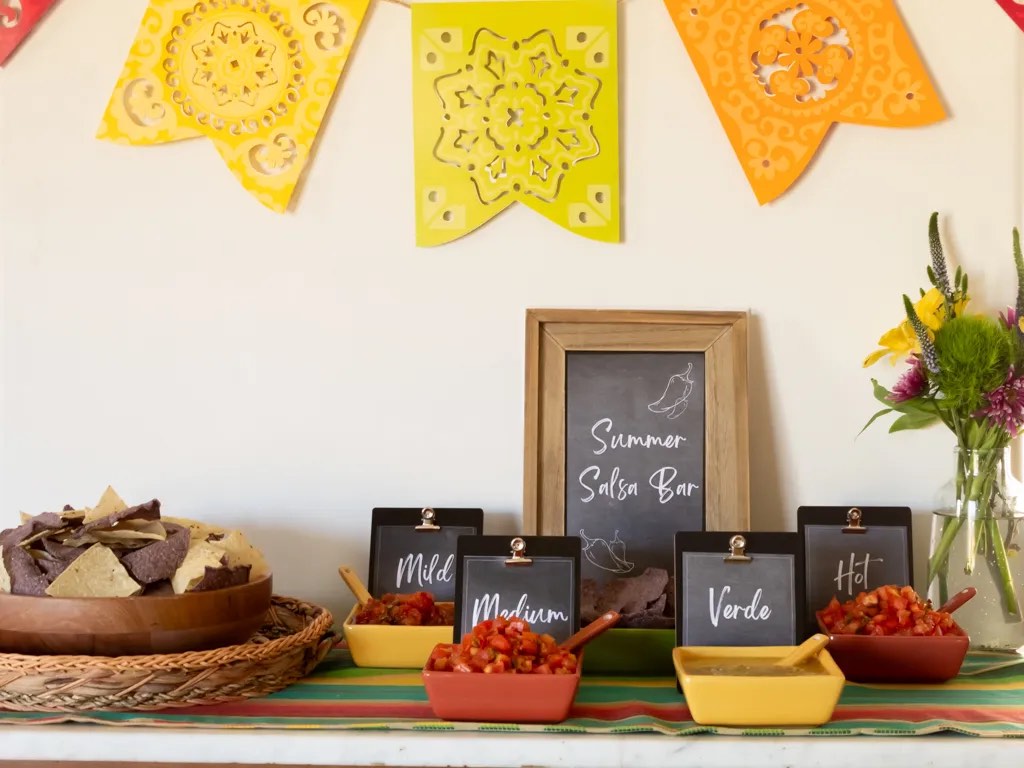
[[863, 288, 966, 367]]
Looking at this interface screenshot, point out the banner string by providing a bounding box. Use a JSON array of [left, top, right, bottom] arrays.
[[380, 0, 634, 8]]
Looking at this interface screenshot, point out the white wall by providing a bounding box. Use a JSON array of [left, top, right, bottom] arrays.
[[1, 0, 1022, 619]]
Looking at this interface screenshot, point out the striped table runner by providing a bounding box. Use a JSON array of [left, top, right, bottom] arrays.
[[0, 651, 1021, 737]]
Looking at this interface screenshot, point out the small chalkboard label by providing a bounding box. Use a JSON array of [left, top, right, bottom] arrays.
[[799, 506, 912, 634], [565, 352, 705, 626], [675, 532, 803, 647], [369, 507, 483, 602], [454, 535, 581, 642]]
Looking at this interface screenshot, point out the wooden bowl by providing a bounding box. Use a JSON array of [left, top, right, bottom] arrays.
[[422, 647, 583, 723], [0, 575, 273, 656], [816, 610, 969, 683]]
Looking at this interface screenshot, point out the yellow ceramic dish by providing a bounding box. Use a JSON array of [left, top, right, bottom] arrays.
[[672, 645, 846, 727], [342, 604, 455, 668]]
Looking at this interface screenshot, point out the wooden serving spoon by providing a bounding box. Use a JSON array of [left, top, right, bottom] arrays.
[[774, 633, 830, 668], [338, 566, 373, 606], [938, 587, 977, 615], [559, 611, 621, 654]]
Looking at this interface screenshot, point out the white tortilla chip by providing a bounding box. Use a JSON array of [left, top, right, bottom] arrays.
[[171, 541, 227, 594], [45, 544, 142, 597], [0, 557, 10, 593], [217, 530, 269, 580], [85, 486, 127, 524], [91, 521, 167, 543], [18, 512, 31, 524]]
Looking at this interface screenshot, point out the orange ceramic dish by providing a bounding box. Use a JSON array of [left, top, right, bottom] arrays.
[[421, 649, 584, 723], [816, 611, 970, 683]]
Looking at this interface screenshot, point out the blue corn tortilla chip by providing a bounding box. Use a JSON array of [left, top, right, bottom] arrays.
[[2, 544, 49, 595], [190, 563, 252, 592], [80, 499, 161, 534], [1, 512, 65, 548], [121, 524, 189, 585]]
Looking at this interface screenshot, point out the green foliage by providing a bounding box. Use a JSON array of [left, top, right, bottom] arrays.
[[932, 316, 1014, 414]]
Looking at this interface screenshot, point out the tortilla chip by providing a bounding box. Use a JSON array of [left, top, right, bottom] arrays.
[[122, 524, 190, 584], [86, 521, 167, 545], [41, 537, 87, 562], [2, 544, 50, 595], [216, 530, 269, 580], [84, 486, 128, 523], [80, 499, 161, 535], [0, 557, 10, 593], [45, 544, 142, 597], [36, 556, 69, 582], [18, 512, 31, 524], [171, 541, 228, 594], [1, 512, 65, 547], [162, 516, 228, 542], [191, 563, 251, 592]]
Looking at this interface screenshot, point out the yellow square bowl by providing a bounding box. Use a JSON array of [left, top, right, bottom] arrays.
[[341, 604, 455, 668], [672, 645, 846, 727]]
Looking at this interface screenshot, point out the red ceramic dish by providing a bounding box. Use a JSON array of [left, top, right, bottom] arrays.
[[421, 649, 583, 723], [815, 611, 970, 683]]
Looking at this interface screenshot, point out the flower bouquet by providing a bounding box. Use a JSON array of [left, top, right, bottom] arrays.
[[863, 214, 1023, 651]]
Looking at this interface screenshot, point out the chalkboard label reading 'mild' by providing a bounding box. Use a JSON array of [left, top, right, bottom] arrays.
[[369, 508, 483, 602], [675, 532, 804, 647], [565, 352, 706, 592], [454, 536, 581, 642], [798, 506, 912, 634]]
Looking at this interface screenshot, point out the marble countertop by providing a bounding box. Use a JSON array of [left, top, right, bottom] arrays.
[[0, 726, 1019, 767]]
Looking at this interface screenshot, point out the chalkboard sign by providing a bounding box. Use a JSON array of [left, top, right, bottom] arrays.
[[566, 352, 705, 626], [369, 507, 483, 601], [454, 535, 581, 642], [675, 532, 803, 647], [799, 506, 913, 634]]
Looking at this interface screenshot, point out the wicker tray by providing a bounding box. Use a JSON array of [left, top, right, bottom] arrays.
[[0, 595, 333, 712]]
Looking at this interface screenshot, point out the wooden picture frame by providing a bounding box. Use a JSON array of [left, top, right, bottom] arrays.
[[523, 308, 750, 536]]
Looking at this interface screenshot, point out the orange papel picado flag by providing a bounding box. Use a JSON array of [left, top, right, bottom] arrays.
[[663, 0, 946, 203]]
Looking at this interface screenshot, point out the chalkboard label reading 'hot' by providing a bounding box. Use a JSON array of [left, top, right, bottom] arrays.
[[369, 508, 483, 602], [566, 352, 706, 588], [799, 506, 912, 634], [454, 536, 581, 642], [675, 533, 804, 647]]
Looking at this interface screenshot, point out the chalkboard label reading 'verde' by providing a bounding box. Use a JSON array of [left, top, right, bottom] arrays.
[[675, 532, 804, 647], [369, 507, 483, 602], [454, 535, 581, 642], [565, 352, 706, 590], [799, 506, 912, 634]]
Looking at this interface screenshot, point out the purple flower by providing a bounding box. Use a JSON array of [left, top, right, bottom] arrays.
[[888, 356, 928, 403], [981, 371, 1024, 436], [1000, 307, 1019, 330]]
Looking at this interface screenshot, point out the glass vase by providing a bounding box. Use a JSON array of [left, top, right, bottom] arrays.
[[928, 448, 1024, 653]]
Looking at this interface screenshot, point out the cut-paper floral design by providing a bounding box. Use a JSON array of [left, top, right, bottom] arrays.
[[995, 0, 1024, 33], [0, 0, 59, 66], [98, 0, 371, 212], [412, 0, 619, 246], [663, 1, 945, 204]]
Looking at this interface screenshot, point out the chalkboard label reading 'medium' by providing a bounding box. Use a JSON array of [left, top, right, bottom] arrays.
[[369, 508, 483, 602], [566, 353, 706, 593], [454, 535, 581, 642]]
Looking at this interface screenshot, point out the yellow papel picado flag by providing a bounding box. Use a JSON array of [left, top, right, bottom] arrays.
[[99, 0, 370, 212], [412, 0, 620, 246], [663, 0, 946, 204]]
